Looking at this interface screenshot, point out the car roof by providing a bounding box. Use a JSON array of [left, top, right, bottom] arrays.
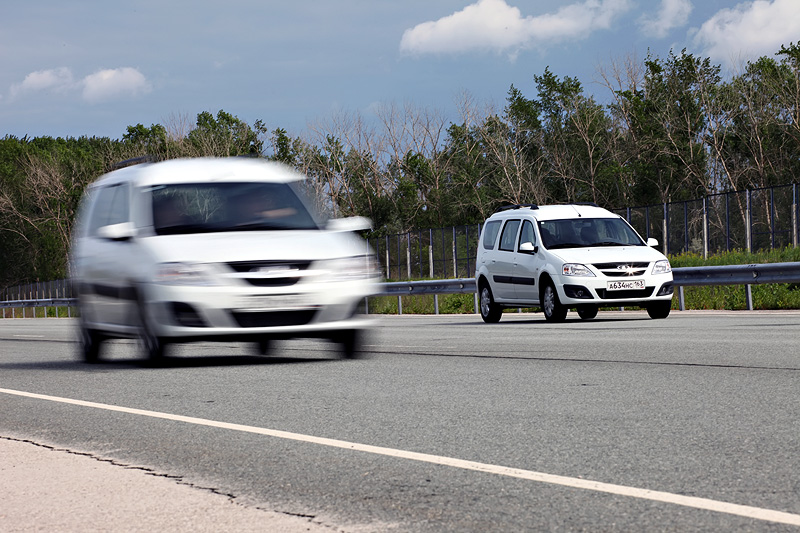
[[89, 157, 304, 189], [487, 204, 620, 222]]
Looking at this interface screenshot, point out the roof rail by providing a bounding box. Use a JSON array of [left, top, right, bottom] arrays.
[[496, 203, 539, 213], [112, 155, 154, 170]]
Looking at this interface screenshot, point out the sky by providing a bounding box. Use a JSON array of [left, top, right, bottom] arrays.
[[2, 0, 799, 141]]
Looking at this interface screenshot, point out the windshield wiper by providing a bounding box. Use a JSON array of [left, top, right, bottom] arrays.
[[546, 242, 583, 249], [587, 241, 629, 247]]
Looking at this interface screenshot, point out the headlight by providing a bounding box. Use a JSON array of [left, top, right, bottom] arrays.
[[652, 260, 672, 275], [154, 262, 219, 286], [320, 255, 381, 282], [562, 263, 595, 277]]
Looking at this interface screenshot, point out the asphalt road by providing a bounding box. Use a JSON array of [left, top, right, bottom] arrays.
[[1, 311, 799, 531]]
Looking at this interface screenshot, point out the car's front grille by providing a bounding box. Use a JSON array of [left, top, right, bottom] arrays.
[[595, 287, 655, 299], [592, 262, 650, 277], [230, 309, 318, 328], [225, 260, 313, 287]]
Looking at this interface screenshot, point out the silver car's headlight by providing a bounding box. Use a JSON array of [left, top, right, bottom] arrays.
[[154, 262, 219, 286], [562, 263, 595, 277], [320, 255, 381, 282], [652, 260, 672, 275]]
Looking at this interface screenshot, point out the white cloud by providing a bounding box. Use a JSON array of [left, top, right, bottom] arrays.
[[693, 0, 800, 68], [9, 67, 76, 99], [7, 67, 151, 104], [638, 0, 693, 39], [82, 67, 151, 103], [399, 0, 633, 58]]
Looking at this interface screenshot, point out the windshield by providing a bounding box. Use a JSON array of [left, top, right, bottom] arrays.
[[538, 217, 644, 249], [149, 182, 319, 235]]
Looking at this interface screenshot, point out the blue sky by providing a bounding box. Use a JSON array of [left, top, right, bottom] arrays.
[[2, 0, 798, 140]]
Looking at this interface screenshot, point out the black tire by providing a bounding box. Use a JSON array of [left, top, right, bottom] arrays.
[[334, 329, 363, 359], [576, 305, 598, 320], [479, 284, 502, 323], [78, 314, 103, 363], [136, 291, 166, 362], [255, 337, 273, 356], [542, 282, 567, 322], [646, 300, 672, 319]]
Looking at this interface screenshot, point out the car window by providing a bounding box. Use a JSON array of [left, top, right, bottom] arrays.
[[518, 220, 536, 250], [149, 182, 319, 235], [481, 220, 502, 250], [498, 220, 521, 252], [538, 217, 644, 249], [87, 184, 129, 236]]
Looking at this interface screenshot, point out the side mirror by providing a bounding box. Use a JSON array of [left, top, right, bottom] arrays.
[[326, 216, 373, 232], [519, 241, 538, 254], [646, 237, 659, 247], [97, 222, 136, 242]]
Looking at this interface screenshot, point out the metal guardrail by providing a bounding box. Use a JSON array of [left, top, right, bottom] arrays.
[[3, 262, 800, 315]]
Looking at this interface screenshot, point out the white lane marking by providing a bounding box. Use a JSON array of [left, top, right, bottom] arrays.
[[12, 335, 45, 338], [2, 386, 799, 527]]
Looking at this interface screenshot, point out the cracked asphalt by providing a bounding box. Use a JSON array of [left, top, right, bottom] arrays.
[[0, 437, 333, 532]]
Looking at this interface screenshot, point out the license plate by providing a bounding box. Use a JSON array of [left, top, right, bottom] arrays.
[[236, 294, 311, 310], [606, 279, 645, 291]]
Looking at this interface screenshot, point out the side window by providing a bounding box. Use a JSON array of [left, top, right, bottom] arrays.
[[87, 184, 130, 236], [518, 220, 536, 249], [498, 220, 521, 252], [481, 220, 501, 250]]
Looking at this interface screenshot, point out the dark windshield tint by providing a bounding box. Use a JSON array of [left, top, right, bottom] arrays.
[[538, 218, 644, 249], [150, 182, 318, 235]]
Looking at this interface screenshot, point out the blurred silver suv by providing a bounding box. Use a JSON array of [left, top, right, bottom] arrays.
[[70, 157, 381, 363], [475, 203, 673, 322]]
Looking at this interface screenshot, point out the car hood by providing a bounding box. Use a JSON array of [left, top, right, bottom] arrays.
[[546, 245, 666, 265], [139, 230, 368, 264]]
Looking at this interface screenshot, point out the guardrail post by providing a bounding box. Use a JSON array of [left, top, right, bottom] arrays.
[[793, 183, 798, 248], [474, 292, 479, 314], [398, 295, 403, 315], [702, 197, 708, 260], [678, 286, 685, 311], [745, 285, 753, 311]]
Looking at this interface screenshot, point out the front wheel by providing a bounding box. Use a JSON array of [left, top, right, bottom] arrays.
[[576, 305, 598, 320], [78, 314, 103, 363], [136, 294, 167, 363], [542, 282, 567, 322], [333, 329, 363, 359], [646, 301, 672, 319], [479, 284, 502, 323]]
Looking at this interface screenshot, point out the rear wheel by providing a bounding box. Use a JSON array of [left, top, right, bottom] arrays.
[[646, 301, 672, 319], [479, 284, 502, 323], [576, 305, 598, 320], [542, 282, 567, 322]]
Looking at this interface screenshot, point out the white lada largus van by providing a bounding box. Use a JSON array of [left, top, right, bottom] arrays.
[[70, 157, 381, 363], [475, 203, 674, 322]]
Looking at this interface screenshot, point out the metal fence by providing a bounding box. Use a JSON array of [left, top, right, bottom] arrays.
[[613, 183, 800, 257], [366, 225, 482, 281], [0, 279, 74, 318]]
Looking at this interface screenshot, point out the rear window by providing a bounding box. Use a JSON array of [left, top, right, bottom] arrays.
[[481, 220, 502, 250]]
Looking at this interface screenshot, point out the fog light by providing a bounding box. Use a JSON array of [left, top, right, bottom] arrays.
[[656, 283, 674, 296], [564, 285, 592, 299]]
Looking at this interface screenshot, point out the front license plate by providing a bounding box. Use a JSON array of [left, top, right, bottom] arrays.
[[236, 294, 311, 310], [606, 279, 645, 291]]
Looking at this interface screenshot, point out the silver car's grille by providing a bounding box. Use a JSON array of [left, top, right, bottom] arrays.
[[592, 262, 650, 278], [225, 260, 313, 287]]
